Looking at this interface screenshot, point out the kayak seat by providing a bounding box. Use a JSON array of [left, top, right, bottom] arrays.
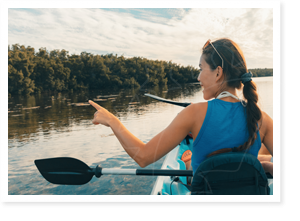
[[191, 152, 270, 195]]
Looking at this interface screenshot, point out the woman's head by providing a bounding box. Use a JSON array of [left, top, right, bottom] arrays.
[[200, 38, 262, 156], [198, 38, 247, 98], [197, 55, 222, 100]]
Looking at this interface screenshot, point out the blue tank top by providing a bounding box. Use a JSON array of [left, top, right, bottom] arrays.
[[191, 99, 261, 173]]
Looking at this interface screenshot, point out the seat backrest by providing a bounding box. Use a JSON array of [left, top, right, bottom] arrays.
[[191, 152, 270, 195]]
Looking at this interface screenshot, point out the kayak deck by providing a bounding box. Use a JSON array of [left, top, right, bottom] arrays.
[[151, 139, 273, 195], [151, 138, 192, 195]]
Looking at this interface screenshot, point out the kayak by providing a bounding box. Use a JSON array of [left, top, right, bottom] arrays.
[[151, 137, 192, 195], [151, 138, 273, 195]]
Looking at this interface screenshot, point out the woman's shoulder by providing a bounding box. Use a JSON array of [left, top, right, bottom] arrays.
[[259, 111, 273, 126], [185, 102, 208, 118], [178, 102, 208, 119], [189, 102, 208, 110], [258, 111, 273, 137]]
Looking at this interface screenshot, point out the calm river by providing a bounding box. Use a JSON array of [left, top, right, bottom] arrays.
[[8, 77, 273, 195]]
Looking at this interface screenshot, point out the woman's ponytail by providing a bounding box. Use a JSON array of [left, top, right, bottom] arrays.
[[239, 80, 262, 151]]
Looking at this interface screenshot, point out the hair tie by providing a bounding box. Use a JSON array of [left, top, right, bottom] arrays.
[[241, 71, 253, 84]]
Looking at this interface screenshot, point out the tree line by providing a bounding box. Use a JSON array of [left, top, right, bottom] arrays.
[[8, 44, 273, 96], [248, 68, 273, 77]]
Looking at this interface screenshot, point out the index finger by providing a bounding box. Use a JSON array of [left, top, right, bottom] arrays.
[[88, 100, 101, 110]]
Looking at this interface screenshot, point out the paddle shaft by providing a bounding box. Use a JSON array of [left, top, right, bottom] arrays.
[[98, 167, 272, 179], [144, 93, 191, 107], [95, 167, 193, 177], [45, 168, 272, 178]]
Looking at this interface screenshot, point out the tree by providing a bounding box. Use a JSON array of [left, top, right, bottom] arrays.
[[9, 44, 269, 96]]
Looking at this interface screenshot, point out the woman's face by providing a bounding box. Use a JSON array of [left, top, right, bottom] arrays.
[[197, 55, 219, 100]]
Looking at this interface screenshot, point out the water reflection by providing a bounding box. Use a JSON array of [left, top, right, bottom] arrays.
[[8, 83, 201, 147], [8, 77, 273, 148]]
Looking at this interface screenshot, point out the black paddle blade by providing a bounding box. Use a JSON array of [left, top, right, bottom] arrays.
[[34, 157, 94, 185]]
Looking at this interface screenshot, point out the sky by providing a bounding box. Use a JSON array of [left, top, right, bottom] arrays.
[[8, 8, 273, 69]]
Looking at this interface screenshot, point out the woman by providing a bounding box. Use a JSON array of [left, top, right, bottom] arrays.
[[88, 38, 273, 176]]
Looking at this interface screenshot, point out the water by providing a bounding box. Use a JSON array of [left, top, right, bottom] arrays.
[[7, 77, 273, 195]]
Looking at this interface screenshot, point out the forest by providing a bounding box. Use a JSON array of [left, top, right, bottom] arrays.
[[8, 44, 273, 96]]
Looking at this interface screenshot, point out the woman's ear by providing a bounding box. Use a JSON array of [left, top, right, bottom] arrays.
[[216, 66, 223, 82]]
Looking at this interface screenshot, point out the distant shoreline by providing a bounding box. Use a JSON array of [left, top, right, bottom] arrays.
[[8, 44, 273, 96]]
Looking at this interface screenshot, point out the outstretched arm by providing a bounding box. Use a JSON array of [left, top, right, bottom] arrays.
[[88, 100, 196, 168]]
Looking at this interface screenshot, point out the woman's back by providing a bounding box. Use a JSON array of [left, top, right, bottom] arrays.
[[191, 99, 261, 172]]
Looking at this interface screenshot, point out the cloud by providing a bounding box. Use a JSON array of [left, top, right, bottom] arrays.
[[8, 8, 273, 68]]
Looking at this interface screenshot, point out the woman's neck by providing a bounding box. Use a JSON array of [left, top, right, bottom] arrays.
[[215, 89, 240, 102]]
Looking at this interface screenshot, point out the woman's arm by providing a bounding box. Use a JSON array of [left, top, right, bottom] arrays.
[[89, 100, 196, 168], [261, 111, 273, 156], [258, 112, 273, 176]]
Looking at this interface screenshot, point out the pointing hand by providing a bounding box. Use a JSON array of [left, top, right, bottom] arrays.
[[89, 100, 115, 127]]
